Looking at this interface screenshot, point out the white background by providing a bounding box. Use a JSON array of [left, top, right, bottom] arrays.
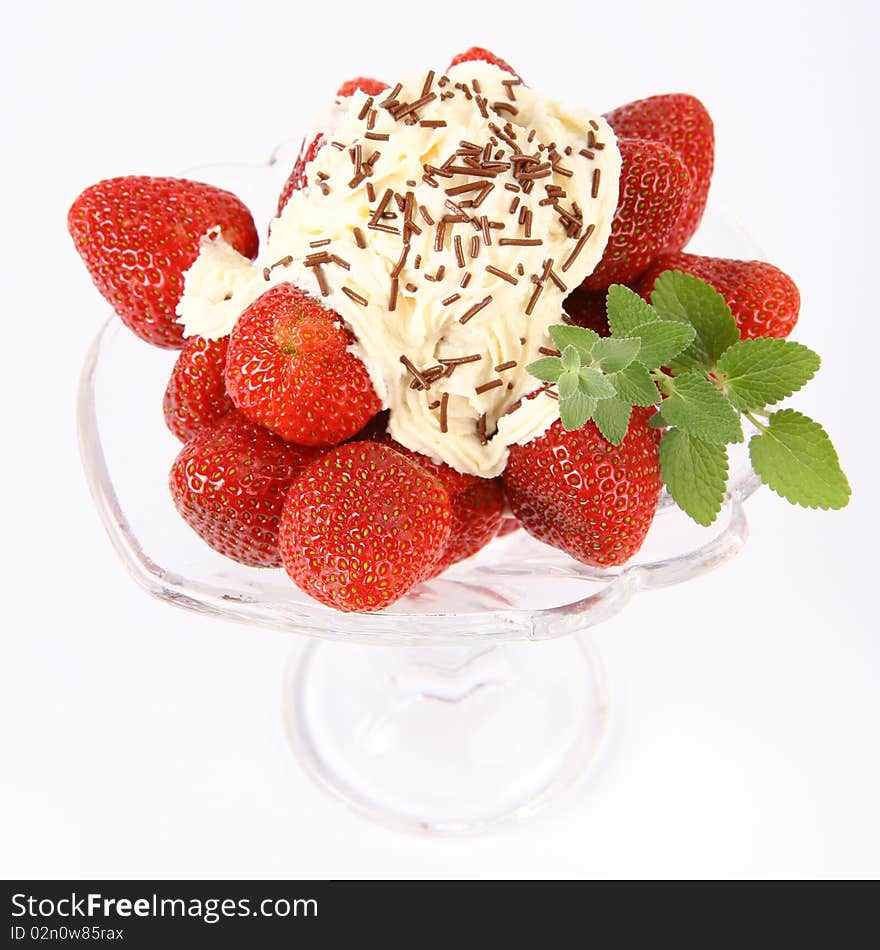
[[2, 0, 878, 879]]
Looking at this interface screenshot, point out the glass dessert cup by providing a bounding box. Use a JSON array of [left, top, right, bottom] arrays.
[[75, 149, 762, 835]]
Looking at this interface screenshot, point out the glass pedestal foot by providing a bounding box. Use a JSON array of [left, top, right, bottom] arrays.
[[283, 636, 608, 835]]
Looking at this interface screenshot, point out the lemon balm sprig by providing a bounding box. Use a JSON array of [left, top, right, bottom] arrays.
[[527, 272, 850, 525]]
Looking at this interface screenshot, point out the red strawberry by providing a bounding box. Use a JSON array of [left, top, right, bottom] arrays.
[[580, 138, 691, 292], [371, 435, 505, 577], [277, 133, 325, 214], [68, 176, 259, 349], [280, 442, 452, 612], [335, 76, 389, 98], [605, 94, 714, 252], [636, 253, 800, 339], [169, 412, 320, 568], [225, 283, 381, 447], [277, 76, 388, 214], [562, 285, 611, 337], [348, 409, 390, 443], [448, 46, 521, 80], [496, 517, 520, 538], [503, 408, 661, 568], [163, 334, 233, 442]]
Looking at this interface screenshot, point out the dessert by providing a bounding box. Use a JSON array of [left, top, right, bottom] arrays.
[[69, 47, 850, 613]]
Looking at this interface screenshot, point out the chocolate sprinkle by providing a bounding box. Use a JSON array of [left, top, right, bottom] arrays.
[[439, 354, 481, 370], [485, 265, 518, 285], [477, 413, 488, 444], [561, 224, 595, 272], [454, 234, 465, 267], [525, 282, 543, 316], [400, 355, 429, 389], [312, 264, 329, 297], [391, 244, 410, 279], [342, 286, 368, 307], [459, 295, 493, 325]]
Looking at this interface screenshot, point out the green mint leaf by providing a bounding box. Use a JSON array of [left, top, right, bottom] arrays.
[[526, 357, 563, 383], [609, 362, 661, 407], [557, 370, 578, 399], [648, 409, 667, 429], [561, 344, 582, 371], [578, 367, 617, 399], [549, 324, 600, 358], [659, 428, 729, 526], [629, 320, 696, 370], [559, 392, 597, 431], [660, 372, 744, 444], [748, 410, 851, 509], [593, 398, 632, 445], [606, 284, 658, 337], [591, 337, 641, 374], [667, 349, 712, 376], [716, 338, 821, 410], [651, 270, 740, 371]]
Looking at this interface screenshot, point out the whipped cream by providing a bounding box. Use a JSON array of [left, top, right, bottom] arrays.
[[178, 61, 621, 476]]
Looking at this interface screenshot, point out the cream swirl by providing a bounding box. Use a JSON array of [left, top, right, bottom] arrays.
[[178, 61, 621, 476]]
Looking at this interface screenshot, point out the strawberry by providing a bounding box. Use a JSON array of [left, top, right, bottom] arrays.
[[605, 94, 714, 252], [562, 285, 611, 337], [348, 409, 390, 443], [277, 134, 325, 215], [163, 334, 233, 442], [280, 442, 452, 612], [636, 253, 800, 339], [580, 138, 691, 292], [335, 76, 389, 98], [277, 76, 388, 214], [68, 176, 259, 349], [169, 412, 320, 568], [503, 408, 662, 568], [370, 435, 505, 577], [447, 46, 521, 80], [496, 517, 521, 538], [225, 283, 381, 447]]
